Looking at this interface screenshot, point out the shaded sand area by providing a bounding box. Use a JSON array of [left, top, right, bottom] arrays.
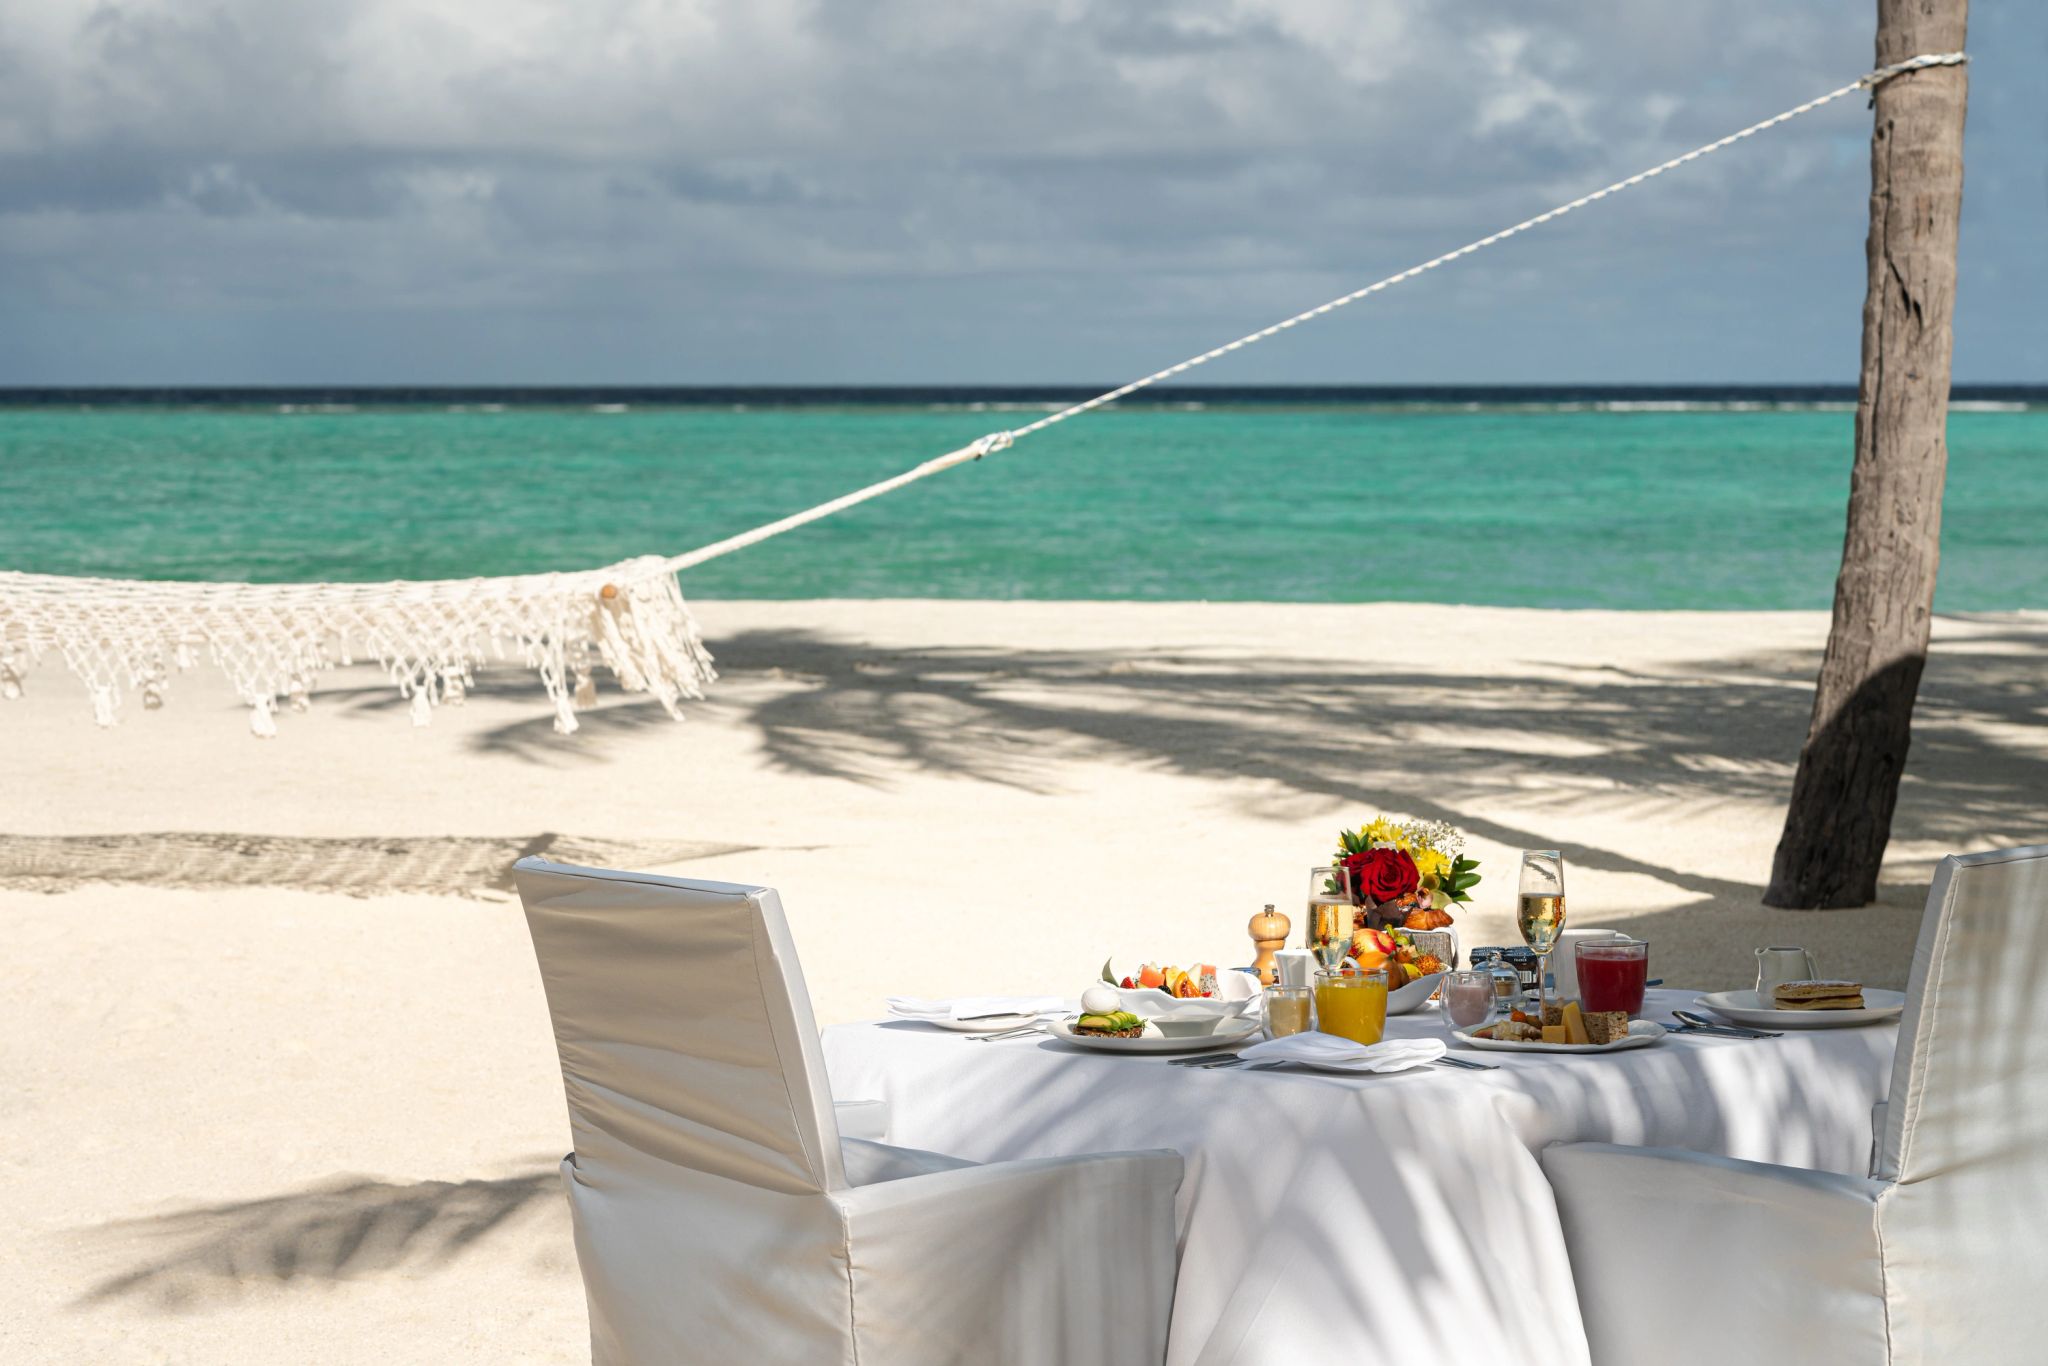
[[5, 602, 2044, 1362]]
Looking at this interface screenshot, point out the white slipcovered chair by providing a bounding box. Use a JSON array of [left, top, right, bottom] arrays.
[[1542, 844, 2048, 1366], [513, 857, 1184, 1366]]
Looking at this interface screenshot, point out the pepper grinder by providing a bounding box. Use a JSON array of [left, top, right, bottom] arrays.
[[1249, 903, 1292, 986]]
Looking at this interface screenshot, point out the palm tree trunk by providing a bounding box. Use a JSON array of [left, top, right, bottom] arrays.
[[1765, 0, 1969, 909]]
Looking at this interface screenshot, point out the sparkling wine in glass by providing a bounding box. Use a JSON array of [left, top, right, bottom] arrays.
[[1518, 850, 1567, 1010], [1306, 865, 1355, 969]]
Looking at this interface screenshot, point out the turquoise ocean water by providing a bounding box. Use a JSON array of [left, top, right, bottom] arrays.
[[2, 392, 2042, 609]]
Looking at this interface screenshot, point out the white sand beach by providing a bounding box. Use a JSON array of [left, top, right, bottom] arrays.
[[6, 600, 2045, 1363]]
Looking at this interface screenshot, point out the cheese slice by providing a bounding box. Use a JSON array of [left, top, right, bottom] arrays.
[[1562, 1001, 1591, 1045], [1541, 1024, 1568, 1045]]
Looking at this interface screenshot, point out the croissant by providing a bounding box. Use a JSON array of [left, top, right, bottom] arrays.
[[1403, 906, 1455, 931]]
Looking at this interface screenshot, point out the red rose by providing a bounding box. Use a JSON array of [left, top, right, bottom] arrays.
[[1342, 848, 1419, 905]]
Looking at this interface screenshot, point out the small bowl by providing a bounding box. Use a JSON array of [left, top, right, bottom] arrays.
[[1151, 1014, 1227, 1039], [1388, 971, 1446, 1016]]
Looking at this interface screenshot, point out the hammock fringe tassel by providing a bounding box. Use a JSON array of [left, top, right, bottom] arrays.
[[0, 557, 715, 738]]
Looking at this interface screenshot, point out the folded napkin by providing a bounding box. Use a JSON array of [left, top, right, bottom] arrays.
[[1236, 1032, 1447, 1074], [885, 995, 1068, 1022]]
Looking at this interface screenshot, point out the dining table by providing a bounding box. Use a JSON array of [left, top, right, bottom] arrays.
[[823, 987, 1897, 1366]]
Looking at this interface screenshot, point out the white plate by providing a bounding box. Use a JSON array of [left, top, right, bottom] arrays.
[[1454, 1019, 1667, 1054], [890, 1011, 1043, 1034], [1387, 971, 1445, 1016], [1695, 988, 1905, 1030], [1045, 1015, 1262, 1055]]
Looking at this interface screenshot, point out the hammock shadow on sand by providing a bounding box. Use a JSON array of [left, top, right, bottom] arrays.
[[460, 620, 2048, 908], [73, 1165, 563, 1312], [0, 832, 753, 898]]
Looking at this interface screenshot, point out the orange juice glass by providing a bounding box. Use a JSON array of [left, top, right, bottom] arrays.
[[1313, 967, 1389, 1045]]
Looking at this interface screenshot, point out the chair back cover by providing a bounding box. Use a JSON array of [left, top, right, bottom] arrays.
[[513, 857, 845, 1194], [1875, 844, 2048, 1359]]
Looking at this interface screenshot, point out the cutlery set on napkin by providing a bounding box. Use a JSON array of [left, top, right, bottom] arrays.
[[885, 995, 1068, 1021], [1663, 1009, 1782, 1039], [1168, 1033, 1496, 1073]]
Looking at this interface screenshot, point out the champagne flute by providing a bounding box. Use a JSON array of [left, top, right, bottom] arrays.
[[1517, 851, 1567, 1015], [1306, 865, 1355, 969]]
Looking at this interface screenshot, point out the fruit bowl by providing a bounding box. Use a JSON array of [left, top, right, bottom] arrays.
[[1387, 971, 1445, 1016], [1115, 970, 1261, 1020]]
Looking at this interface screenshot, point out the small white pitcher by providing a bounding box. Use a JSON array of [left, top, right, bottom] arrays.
[[1755, 946, 1819, 997]]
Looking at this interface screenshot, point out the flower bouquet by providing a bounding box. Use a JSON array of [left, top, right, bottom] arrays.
[[1334, 817, 1481, 934]]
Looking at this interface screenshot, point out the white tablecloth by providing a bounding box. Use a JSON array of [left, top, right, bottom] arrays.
[[824, 989, 1896, 1366]]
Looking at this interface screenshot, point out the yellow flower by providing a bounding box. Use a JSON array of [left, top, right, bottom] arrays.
[[1360, 817, 1407, 850], [1412, 846, 1452, 886]]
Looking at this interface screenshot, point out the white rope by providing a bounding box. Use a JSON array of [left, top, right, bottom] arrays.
[[656, 50, 1967, 576]]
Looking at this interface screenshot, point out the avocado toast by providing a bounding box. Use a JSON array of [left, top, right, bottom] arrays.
[[1073, 1009, 1146, 1039]]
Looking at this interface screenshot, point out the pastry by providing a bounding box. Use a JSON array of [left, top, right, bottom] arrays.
[[1772, 980, 1865, 1011]]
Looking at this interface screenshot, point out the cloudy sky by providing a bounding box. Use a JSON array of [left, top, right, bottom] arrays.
[[2, 1, 2037, 385]]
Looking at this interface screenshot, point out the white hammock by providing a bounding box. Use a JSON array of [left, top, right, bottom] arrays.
[[0, 53, 1964, 737], [0, 556, 707, 735]]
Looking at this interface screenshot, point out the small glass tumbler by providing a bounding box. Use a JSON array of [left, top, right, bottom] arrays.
[[1439, 968, 1495, 1030], [1263, 985, 1314, 1039]]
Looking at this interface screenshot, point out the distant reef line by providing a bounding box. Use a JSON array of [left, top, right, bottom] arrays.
[[1, 383, 2041, 410]]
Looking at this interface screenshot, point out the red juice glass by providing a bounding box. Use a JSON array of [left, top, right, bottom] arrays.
[[1576, 941, 1649, 1016]]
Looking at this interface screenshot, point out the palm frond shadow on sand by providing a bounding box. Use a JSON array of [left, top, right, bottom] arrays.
[[468, 622, 2048, 902], [76, 1166, 562, 1311]]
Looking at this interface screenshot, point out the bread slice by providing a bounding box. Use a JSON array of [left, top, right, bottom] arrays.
[[1585, 1010, 1631, 1045], [1774, 995, 1866, 1011], [1541, 1001, 1566, 1028]]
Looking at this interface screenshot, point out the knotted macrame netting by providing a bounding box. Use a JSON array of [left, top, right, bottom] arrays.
[[0, 556, 713, 736]]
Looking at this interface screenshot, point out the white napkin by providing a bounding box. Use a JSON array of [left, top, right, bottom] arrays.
[[885, 995, 1067, 1022], [1237, 1032, 1447, 1074]]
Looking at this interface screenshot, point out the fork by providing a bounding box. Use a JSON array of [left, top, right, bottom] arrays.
[[965, 1023, 1047, 1042]]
